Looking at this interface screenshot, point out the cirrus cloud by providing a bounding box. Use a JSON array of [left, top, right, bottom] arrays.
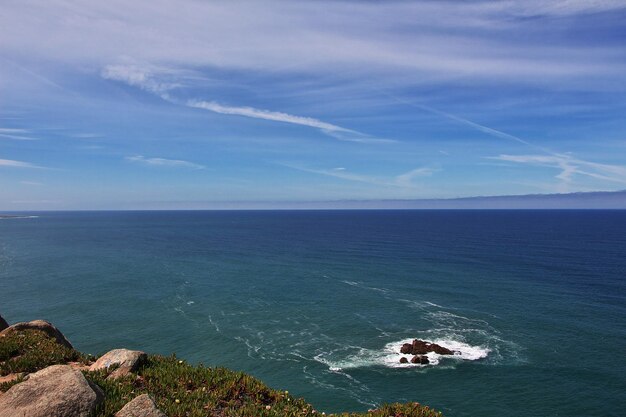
[[125, 155, 205, 169]]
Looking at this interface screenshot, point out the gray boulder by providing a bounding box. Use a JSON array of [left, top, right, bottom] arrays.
[[0, 320, 73, 349], [90, 348, 147, 379], [115, 394, 166, 417], [0, 364, 103, 417]]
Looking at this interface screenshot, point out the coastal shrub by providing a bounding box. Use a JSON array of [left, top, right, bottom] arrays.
[[86, 355, 443, 417], [0, 329, 86, 376]]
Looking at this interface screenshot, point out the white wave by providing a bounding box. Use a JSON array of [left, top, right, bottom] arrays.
[[207, 315, 220, 332], [340, 280, 391, 294], [318, 338, 489, 371]]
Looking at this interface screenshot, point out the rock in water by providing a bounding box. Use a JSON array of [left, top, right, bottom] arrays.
[[410, 355, 430, 364], [0, 315, 8, 332], [429, 343, 454, 355], [0, 320, 73, 349], [115, 394, 166, 417], [402, 339, 454, 356], [90, 348, 147, 379], [399, 357, 409, 364], [400, 343, 413, 354], [411, 339, 430, 354], [0, 365, 103, 417]]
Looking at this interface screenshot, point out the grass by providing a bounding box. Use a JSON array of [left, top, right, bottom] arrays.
[[0, 329, 443, 417], [0, 329, 88, 376]]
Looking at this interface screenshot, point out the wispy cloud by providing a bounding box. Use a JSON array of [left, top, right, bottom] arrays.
[[0, 128, 36, 141], [125, 155, 205, 169], [489, 154, 626, 187], [385, 91, 626, 190], [71, 133, 103, 139], [187, 100, 353, 133], [102, 64, 388, 143], [4, 1, 625, 85], [378, 92, 543, 149], [282, 163, 436, 188], [186, 99, 390, 143], [20, 180, 43, 186], [395, 167, 437, 187], [101, 64, 181, 99], [0, 158, 43, 169]]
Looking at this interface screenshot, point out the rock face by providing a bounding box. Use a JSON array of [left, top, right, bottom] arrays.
[[0, 365, 103, 417], [400, 339, 454, 356], [0, 315, 8, 332], [115, 394, 166, 417], [0, 320, 73, 349], [90, 348, 147, 379]]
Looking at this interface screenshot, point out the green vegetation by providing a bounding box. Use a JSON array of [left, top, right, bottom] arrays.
[[0, 329, 87, 376], [0, 329, 443, 417]]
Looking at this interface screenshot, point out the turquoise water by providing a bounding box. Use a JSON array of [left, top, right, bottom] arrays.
[[0, 211, 625, 416]]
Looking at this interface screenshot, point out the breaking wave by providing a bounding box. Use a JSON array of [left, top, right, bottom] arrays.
[[316, 338, 489, 371]]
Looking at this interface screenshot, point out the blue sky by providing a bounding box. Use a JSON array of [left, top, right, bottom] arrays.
[[1, 0, 626, 209]]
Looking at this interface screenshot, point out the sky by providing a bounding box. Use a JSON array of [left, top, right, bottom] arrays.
[[1, 0, 626, 210]]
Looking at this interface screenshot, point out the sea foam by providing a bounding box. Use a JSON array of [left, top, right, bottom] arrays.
[[318, 338, 489, 371]]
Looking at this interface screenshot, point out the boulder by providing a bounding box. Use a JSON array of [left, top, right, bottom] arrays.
[[399, 357, 409, 364], [115, 394, 166, 417], [0, 320, 73, 349], [0, 315, 8, 332], [429, 343, 454, 355], [0, 364, 103, 417], [90, 348, 147, 379], [400, 343, 413, 354], [400, 339, 454, 356], [410, 355, 430, 365]]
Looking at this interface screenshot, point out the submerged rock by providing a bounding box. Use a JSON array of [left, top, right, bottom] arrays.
[[115, 394, 166, 417], [90, 348, 147, 379], [0, 365, 103, 417], [400, 339, 454, 356], [0, 320, 73, 349]]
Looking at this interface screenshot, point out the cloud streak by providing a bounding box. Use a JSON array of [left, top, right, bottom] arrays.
[[382, 90, 626, 190], [125, 155, 205, 169], [0, 158, 43, 169], [0, 128, 36, 141], [102, 64, 386, 143], [282, 164, 436, 188], [187, 100, 352, 133], [489, 154, 626, 187]]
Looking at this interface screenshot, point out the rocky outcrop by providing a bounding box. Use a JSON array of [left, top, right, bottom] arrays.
[[399, 357, 409, 364], [0, 315, 8, 332], [115, 394, 166, 417], [0, 320, 73, 349], [90, 348, 147, 379], [0, 365, 103, 417], [400, 339, 454, 356]]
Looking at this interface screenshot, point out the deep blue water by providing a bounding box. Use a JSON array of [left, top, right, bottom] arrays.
[[1, 210, 625, 416]]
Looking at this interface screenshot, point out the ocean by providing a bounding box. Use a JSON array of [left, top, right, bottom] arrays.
[[0, 210, 624, 416]]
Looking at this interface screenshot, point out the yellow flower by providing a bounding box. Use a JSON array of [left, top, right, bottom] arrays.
[[175, 399, 180, 404]]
